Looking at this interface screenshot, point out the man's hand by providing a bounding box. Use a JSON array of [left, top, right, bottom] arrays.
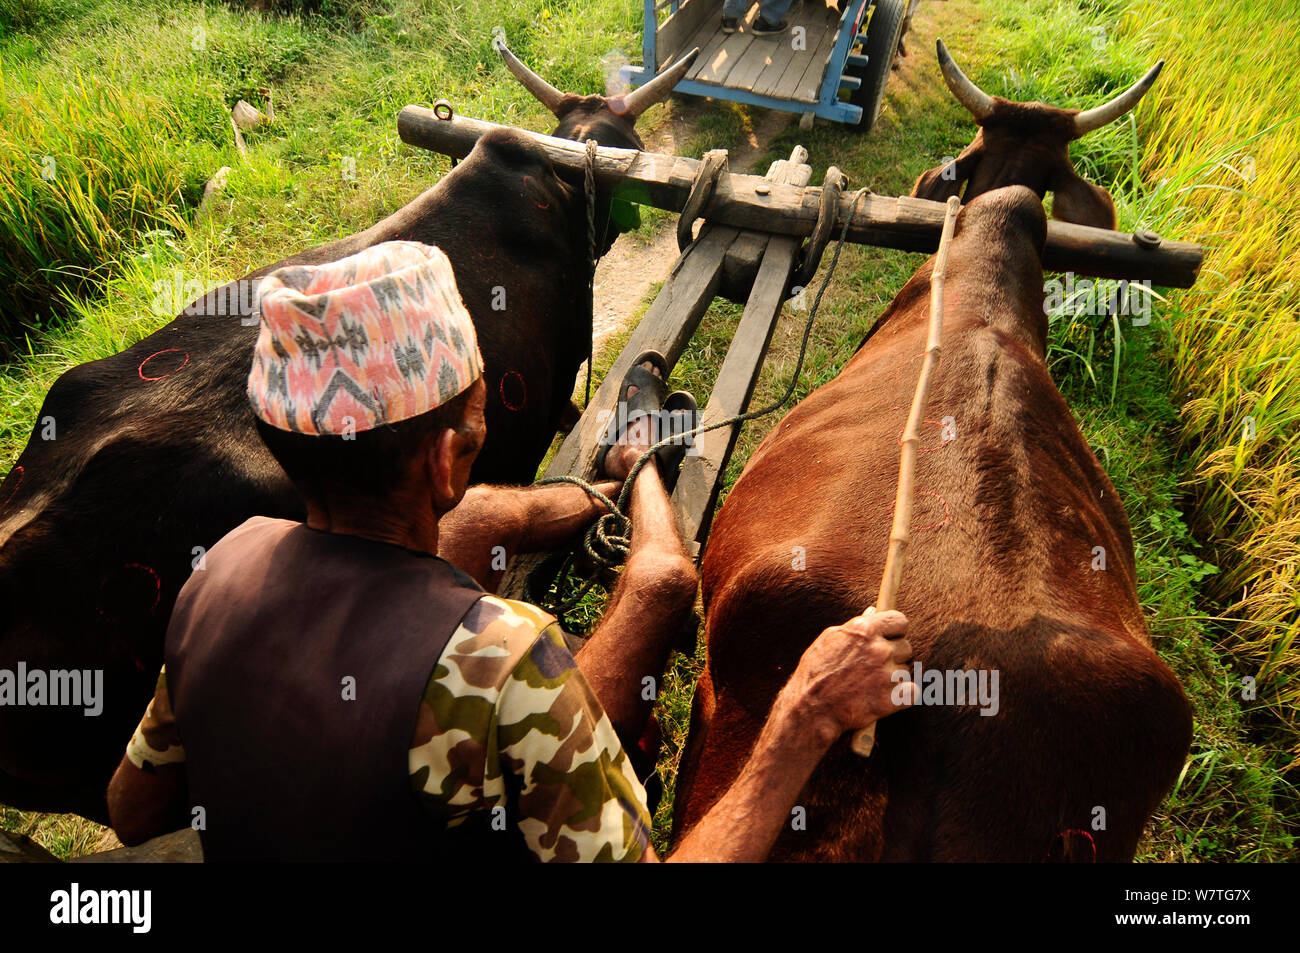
[[783, 608, 915, 745], [662, 608, 914, 862]]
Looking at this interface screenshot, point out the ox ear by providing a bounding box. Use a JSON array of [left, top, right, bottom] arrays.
[[1050, 166, 1117, 230], [912, 142, 981, 202]]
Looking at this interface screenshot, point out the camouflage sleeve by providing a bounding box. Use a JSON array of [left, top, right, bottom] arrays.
[[124, 666, 186, 771], [410, 595, 653, 862]]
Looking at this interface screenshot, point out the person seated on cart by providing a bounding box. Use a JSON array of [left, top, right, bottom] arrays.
[[106, 240, 914, 862], [722, 0, 794, 36]]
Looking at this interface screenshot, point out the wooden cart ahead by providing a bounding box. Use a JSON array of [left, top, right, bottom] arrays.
[[622, 0, 915, 130]]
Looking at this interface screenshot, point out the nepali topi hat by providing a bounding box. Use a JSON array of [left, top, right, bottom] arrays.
[[248, 240, 483, 436]]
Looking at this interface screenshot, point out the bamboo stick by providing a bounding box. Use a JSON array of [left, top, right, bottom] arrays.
[[851, 194, 962, 759]]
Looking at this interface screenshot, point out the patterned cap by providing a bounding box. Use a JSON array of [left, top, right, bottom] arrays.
[[248, 241, 483, 435]]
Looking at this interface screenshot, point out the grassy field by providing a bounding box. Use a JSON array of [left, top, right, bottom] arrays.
[[1, 0, 1297, 860]]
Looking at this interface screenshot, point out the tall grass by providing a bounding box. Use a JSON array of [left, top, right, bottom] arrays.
[[0, 72, 191, 346], [1121, 0, 1300, 759]]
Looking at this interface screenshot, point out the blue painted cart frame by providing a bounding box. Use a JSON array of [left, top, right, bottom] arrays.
[[622, 0, 875, 126]]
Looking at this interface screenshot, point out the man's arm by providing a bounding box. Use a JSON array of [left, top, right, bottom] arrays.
[[654, 609, 914, 862], [411, 602, 655, 862], [106, 669, 191, 846], [438, 481, 622, 592], [107, 759, 188, 847]]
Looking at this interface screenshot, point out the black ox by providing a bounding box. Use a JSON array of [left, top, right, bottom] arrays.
[[0, 46, 696, 820]]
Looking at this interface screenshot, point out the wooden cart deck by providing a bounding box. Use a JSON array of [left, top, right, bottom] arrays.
[[682, 0, 847, 105], [625, 0, 869, 126]]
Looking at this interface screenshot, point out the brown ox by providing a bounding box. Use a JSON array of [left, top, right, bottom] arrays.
[[670, 45, 1191, 862], [912, 39, 1163, 229]]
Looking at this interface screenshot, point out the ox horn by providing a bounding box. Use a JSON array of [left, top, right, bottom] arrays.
[[619, 47, 700, 119], [936, 38, 995, 122], [496, 40, 568, 117], [1072, 60, 1165, 136]]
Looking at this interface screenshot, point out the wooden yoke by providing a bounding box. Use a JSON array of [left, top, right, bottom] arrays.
[[398, 108, 1205, 287]]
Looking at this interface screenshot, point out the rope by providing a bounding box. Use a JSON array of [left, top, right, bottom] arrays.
[[582, 139, 602, 408], [526, 188, 871, 616]]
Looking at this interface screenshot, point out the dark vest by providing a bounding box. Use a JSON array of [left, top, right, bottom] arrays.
[[166, 516, 524, 862]]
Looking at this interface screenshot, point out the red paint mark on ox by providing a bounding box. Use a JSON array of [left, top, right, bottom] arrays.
[[499, 370, 527, 412], [522, 175, 550, 210], [1046, 828, 1097, 862], [911, 491, 951, 534], [138, 349, 190, 381], [96, 562, 162, 625]]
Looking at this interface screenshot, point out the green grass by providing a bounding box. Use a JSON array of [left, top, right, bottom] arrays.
[[2, 0, 1297, 861]]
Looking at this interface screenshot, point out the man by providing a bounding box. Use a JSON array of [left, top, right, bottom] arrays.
[[108, 240, 913, 862]]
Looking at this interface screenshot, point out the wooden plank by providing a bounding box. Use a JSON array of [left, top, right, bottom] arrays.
[[726, 34, 782, 92], [671, 151, 813, 548], [723, 229, 771, 284], [657, 0, 718, 67], [671, 232, 801, 548], [751, 22, 806, 97], [499, 148, 810, 596], [396, 111, 1206, 287], [684, 17, 734, 82], [793, 45, 836, 104], [771, 4, 839, 99], [692, 23, 756, 86], [552, 224, 738, 481], [790, 8, 842, 102], [680, 15, 724, 77], [497, 225, 737, 598]]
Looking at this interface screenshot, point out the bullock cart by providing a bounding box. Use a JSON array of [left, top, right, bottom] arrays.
[[624, 0, 912, 130], [396, 107, 1204, 602]]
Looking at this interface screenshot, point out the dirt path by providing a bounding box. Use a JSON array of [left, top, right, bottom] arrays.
[[588, 0, 972, 356], [589, 105, 795, 352]]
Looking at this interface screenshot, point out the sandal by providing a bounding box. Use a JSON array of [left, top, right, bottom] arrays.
[[657, 390, 698, 487], [598, 350, 697, 492]]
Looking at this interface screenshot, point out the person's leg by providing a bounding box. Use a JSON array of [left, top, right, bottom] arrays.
[[574, 368, 698, 746], [722, 0, 748, 22], [756, 0, 794, 27]]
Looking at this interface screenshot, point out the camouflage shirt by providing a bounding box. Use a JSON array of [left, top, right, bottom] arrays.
[[126, 594, 653, 862]]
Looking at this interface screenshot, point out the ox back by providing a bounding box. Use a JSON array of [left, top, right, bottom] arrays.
[[0, 129, 592, 818], [673, 186, 1192, 861]]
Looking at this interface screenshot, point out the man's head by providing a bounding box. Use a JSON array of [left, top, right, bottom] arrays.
[[248, 241, 486, 522], [255, 377, 486, 518], [912, 39, 1163, 229]]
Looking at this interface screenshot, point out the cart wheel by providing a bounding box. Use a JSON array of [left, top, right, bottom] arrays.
[[847, 0, 906, 133]]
